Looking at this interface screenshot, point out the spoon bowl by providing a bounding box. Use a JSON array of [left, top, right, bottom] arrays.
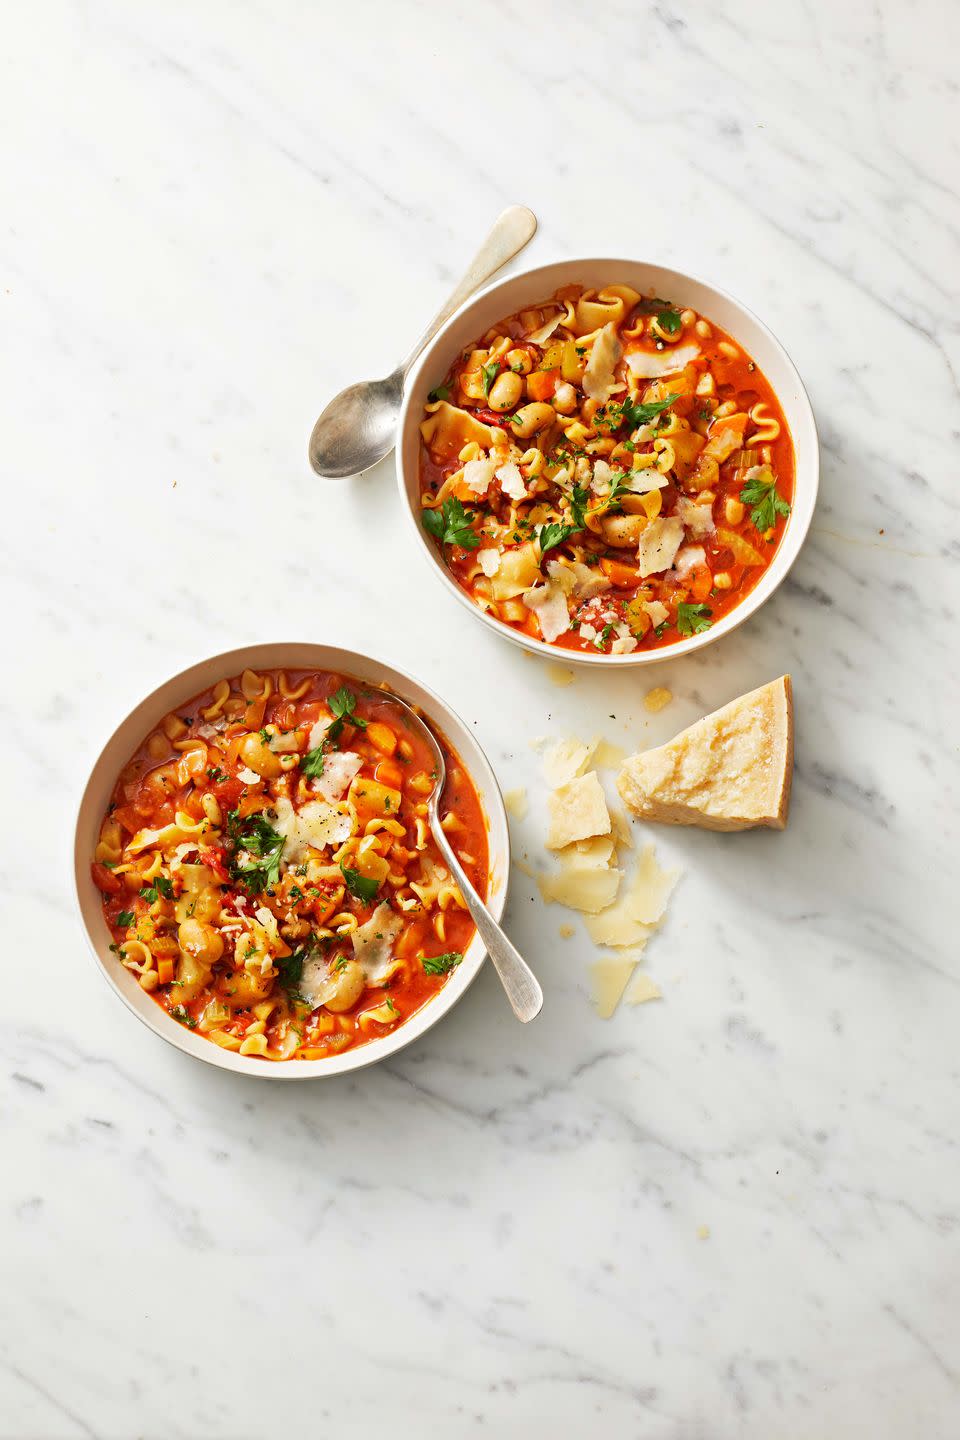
[[309, 371, 405, 479], [387, 690, 544, 1024]]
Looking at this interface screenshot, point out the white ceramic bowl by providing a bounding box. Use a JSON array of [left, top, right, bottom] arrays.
[[397, 258, 818, 666], [73, 642, 510, 1080]]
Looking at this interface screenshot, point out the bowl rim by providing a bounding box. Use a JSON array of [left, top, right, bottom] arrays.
[[73, 641, 510, 1080], [396, 255, 819, 666]]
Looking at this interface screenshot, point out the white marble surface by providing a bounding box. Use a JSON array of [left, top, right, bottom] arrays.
[[4, 1, 959, 1435]]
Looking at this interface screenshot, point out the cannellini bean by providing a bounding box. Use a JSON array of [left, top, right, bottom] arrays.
[[724, 497, 745, 525], [510, 402, 555, 438], [488, 371, 523, 412], [506, 348, 532, 375], [238, 732, 282, 779], [552, 381, 578, 415], [600, 513, 647, 547], [713, 571, 733, 590]]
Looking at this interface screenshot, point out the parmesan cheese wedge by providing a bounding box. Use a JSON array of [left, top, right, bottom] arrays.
[[618, 676, 794, 831]]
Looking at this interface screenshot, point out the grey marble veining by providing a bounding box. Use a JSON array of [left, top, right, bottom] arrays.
[[3, 0, 959, 1435]]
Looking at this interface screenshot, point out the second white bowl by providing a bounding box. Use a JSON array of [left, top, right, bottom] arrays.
[[397, 257, 818, 667]]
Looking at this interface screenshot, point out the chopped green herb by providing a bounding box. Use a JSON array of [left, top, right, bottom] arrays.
[[340, 862, 380, 903], [596, 623, 614, 650], [275, 945, 307, 992], [227, 811, 285, 892], [739, 469, 791, 533], [138, 877, 171, 903], [481, 361, 499, 397], [617, 392, 682, 430], [117, 909, 134, 929], [538, 522, 576, 556], [170, 1005, 197, 1029], [569, 483, 590, 531], [206, 765, 227, 783], [656, 308, 682, 334], [427, 383, 451, 403], [421, 951, 463, 975], [422, 495, 480, 551], [676, 602, 713, 637], [301, 743, 326, 778], [323, 685, 368, 744]]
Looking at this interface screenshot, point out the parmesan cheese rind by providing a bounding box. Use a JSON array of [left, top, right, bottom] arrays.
[[618, 676, 794, 831], [546, 772, 611, 850]]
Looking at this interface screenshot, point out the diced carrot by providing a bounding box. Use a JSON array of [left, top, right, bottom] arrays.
[[599, 557, 640, 588], [375, 758, 404, 790], [157, 958, 175, 985], [366, 721, 397, 757], [689, 565, 713, 602], [526, 371, 557, 402]]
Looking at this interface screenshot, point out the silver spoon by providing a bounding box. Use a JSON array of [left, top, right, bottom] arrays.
[[386, 690, 543, 1024], [308, 205, 538, 479]]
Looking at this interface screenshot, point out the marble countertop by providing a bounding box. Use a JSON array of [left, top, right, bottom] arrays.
[[5, 1, 958, 1435]]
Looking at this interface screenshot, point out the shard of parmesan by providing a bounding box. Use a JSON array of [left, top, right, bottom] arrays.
[[546, 771, 611, 850], [351, 902, 404, 983], [523, 578, 571, 643], [582, 323, 622, 401], [311, 750, 364, 803], [624, 342, 700, 378], [272, 796, 354, 860], [637, 516, 685, 578]]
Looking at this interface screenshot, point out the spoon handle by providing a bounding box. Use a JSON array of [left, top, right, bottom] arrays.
[[430, 819, 544, 1024], [399, 206, 538, 377]]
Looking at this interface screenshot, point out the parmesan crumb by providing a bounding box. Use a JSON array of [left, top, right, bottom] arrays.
[[644, 687, 673, 714]]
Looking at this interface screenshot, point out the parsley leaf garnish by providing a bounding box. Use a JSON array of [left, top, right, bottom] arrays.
[[339, 862, 380, 903], [421, 951, 463, 975], [739, 470, 791, 533], [170, 1004, 197, 1029], [421, 495, 480, 550], [228, 811, 285, 891], [618, 392, 682, 430], [569, 483, 590, 530], [481, 362, 499, 397], [301, 744, 326, 778], [206, 765, 227, 783], [324, 685, 368, 744], [275, 945, 307, 993], [538, 522, 576, 556], [117, 909, 134, 928], [596, 623, 614, 650], [656, 308, 682, 334], [139, 876, 173, 904], [427, 383, 451, 403], [676, 602, 713, 636]]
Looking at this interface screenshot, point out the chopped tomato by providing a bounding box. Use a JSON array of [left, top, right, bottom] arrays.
[[91, 862, 122, 896]]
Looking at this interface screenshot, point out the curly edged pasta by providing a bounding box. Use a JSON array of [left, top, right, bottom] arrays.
[[418, 286, 794, 654], [91, 669, 488, 1062]]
